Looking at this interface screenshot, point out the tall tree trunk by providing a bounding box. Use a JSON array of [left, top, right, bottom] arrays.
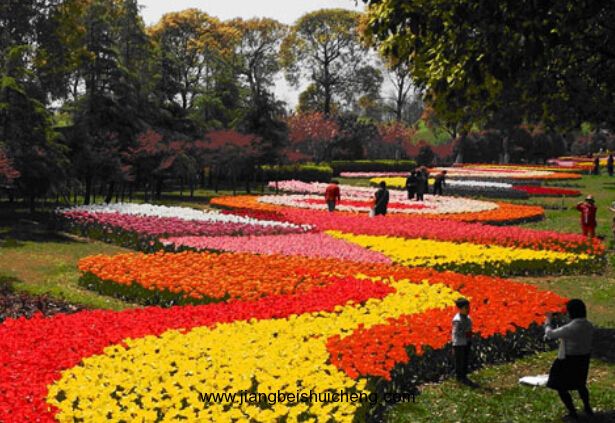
[[155, 177, 163, 200], [104, 181, 115, 204]]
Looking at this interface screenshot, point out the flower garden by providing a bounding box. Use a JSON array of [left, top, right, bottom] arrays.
[[0, 171, 610, 422]]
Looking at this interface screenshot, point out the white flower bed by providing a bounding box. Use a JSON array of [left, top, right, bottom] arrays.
[[57, 203, 311, 230]]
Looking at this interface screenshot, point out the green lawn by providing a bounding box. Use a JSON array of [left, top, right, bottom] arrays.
[[387, 350, 615, 423], [0, 207, 134, 310]]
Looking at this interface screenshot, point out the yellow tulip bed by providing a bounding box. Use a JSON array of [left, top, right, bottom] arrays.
[[326, 231, 594, 276]]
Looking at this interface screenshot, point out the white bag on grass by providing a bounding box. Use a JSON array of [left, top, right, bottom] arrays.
[[519, 374, 549, 387]]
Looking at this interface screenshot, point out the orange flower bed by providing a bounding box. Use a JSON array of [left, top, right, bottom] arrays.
[[78, 251, 400, 302], [210, 195, 544, 224]]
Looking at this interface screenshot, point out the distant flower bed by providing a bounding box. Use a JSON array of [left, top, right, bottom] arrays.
[[213, 194, 545, 225], [513, 185, 581, 197], [211, 196, 602, 254], [56, 204, 310, 251], [453, 165, 583, 179]]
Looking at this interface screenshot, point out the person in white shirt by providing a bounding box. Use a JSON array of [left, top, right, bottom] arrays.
[[544, 299, 594, 420], [452, 297, 473, 385]]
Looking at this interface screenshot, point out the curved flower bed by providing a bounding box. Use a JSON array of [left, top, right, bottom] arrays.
[[56, 204, 310, 251], [212, 195, 545, 225], [267, 180, 500, 213], [79, 251, 397, 304], [211, 197, 602, 255], [162, 232, 393, 263], [0, 262, 566, 422], [454, 165, 582, 179], [368, 177, 529, 199], [326, 231, 593, 276], [513, 185, 581, 197]]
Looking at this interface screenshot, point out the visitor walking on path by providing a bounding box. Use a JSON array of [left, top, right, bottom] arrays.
[[593, 156, 600, 175], [576, 196, 597, 238], [544, 299, 594, 420], [405, 170, 418, 200], [452, 298, 475, 386], [324, 180, 341, 212], [415, 170, 426, 201], [433, 170, 447, 196], [373, 181, 390, 216], [607, 154, 614, 176]]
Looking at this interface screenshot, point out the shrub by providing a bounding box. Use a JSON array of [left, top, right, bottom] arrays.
[[261, 164, 333, 182], [330, 160, 416, 175]]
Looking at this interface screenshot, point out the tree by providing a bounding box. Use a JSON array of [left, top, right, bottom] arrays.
[[149, 9, 235, 112], [374, 121, 416, 159], [281, 9, 371, 115], [0, 148, 19, 183], [0, 0, 71, 210], [361, 0, 615, 133], [225, 18, 288, 104], [287, 112, 340, 162]]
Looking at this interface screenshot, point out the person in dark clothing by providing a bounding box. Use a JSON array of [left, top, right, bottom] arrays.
[[415, 171, 426, 201], [544, 299, 594, 420], [405, 171, 418, 200], [607, 154, 614, 176], [422, 167, 430, 194], [593, 156, 600, 175], [374, 181, 390, 216], [433, 170, 447, 196]]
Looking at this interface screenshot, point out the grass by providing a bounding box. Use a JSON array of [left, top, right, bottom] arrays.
[[387, 350, 615, 423], [0, 206, 135, 311]]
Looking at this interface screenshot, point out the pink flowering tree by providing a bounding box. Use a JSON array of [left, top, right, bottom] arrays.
[[287, 112, 340, 162]]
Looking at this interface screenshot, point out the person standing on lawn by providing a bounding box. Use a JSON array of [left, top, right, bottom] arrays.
[[452, 298, 474, 386], [324, 180, 341, 212], [405, 170, 418, 200], [374, 181, 390, 216], [433, 170, 447, 196], [593, 156, 600, 175], [576, 196, 597, 238], [607, 154, 614, 176], [544, 299, 594, 420]]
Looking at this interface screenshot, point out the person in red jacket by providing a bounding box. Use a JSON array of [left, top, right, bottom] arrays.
[[576, 195, 597, 238], [324, 180, 341, 212]]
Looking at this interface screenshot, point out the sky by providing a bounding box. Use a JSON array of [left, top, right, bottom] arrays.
[[138, 0, 365, 26], [137, 1, 367, 108]]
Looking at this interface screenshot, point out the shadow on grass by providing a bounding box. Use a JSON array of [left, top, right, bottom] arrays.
[[592, 328, 615, 364], [0, 204, 86, 248]]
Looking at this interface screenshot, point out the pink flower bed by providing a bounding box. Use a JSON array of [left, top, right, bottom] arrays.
[[162, 233, 393, 263], [222, 208, 603, 255], [61, 211, 307, 237]]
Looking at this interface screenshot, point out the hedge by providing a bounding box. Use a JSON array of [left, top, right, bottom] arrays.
[[261, 164, 333, 182], [331, 160, 416, 175]]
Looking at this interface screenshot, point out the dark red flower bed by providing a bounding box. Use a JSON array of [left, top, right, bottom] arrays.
[[0, 280, 82, 323]]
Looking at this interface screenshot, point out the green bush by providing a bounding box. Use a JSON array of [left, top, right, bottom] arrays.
[[261, 164, 333, 182], [330, 160, 416, 175]]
